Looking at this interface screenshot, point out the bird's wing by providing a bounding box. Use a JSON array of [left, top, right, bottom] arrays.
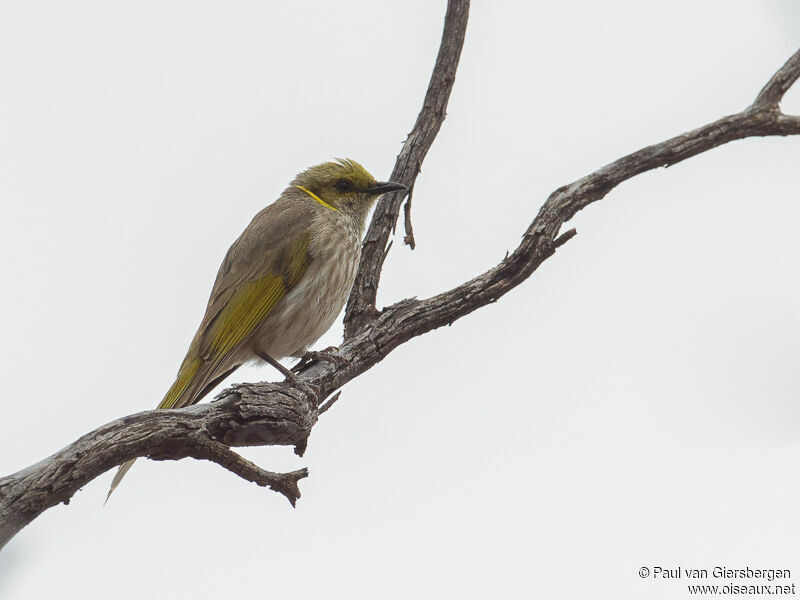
[[160, 200, 313, 410], [107, 198, 316, 501]]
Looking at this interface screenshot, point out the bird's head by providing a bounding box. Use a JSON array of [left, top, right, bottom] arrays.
[[292, 159, 407, 219]]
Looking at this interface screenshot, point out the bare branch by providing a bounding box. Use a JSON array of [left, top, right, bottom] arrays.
[[185, 438, 307, 507], [303, 48, 800, 381], [753, 47, 800, 110], [366, 108, 800, 347], [0, 383, 316, 549], [344, 0, 470, 337]]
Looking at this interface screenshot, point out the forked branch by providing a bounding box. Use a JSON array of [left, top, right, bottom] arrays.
[[343, 0, 470, 336]]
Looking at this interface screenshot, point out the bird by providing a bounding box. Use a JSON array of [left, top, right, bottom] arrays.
[[106, 159, 406, 500]]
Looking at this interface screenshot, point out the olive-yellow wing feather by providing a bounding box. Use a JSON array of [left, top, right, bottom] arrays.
[[160, 200, 312, 410], [107, 200, 313, 501]]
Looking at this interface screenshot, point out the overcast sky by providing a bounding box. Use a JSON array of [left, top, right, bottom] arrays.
[[2, 2, 800, 598]]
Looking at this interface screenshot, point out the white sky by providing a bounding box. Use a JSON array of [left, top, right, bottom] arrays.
[[1, 1, 800, 598]]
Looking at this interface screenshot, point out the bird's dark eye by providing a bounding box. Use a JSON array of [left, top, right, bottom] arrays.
[[335, 179, 353, 192]]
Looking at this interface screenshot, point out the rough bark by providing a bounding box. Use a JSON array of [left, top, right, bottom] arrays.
[[343, 0, 470, 337], [1, 0, 799, 551]]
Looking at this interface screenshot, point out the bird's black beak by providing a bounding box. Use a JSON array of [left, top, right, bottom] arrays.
[[365, 181, 408, 195]]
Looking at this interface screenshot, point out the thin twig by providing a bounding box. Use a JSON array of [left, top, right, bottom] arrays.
[[318, 391, 342, 415], [752, 47, 800, 110], [189, 438, 307, 506], [403, 182, 416, 249], [382, 239, 394, 264]]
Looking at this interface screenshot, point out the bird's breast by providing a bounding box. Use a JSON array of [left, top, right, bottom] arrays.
[[250, 216, 362, 359]]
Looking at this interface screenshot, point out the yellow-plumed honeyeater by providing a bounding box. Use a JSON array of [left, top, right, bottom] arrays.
[[107, 159, 406, 499]]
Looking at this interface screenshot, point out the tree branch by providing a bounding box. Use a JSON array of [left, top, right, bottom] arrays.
[[0, 383, 316, 548], [753, 47, 800, 110], [363, 97, 800, 350], [184, 438, 307, 508], [2, 10, 799, 553], [344, 0, 470, 337]]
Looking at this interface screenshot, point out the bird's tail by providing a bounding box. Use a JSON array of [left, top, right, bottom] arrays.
[[105, 459, 135, 504], [104, 356, 240, 503]]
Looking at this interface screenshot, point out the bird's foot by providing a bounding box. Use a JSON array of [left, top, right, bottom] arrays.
[[292, 346, 347, 373], [256, 351, 304, 384], [256, 350, 320, 398]]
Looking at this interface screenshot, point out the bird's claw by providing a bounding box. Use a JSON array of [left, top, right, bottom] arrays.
[[292, 346, 347, 373]]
